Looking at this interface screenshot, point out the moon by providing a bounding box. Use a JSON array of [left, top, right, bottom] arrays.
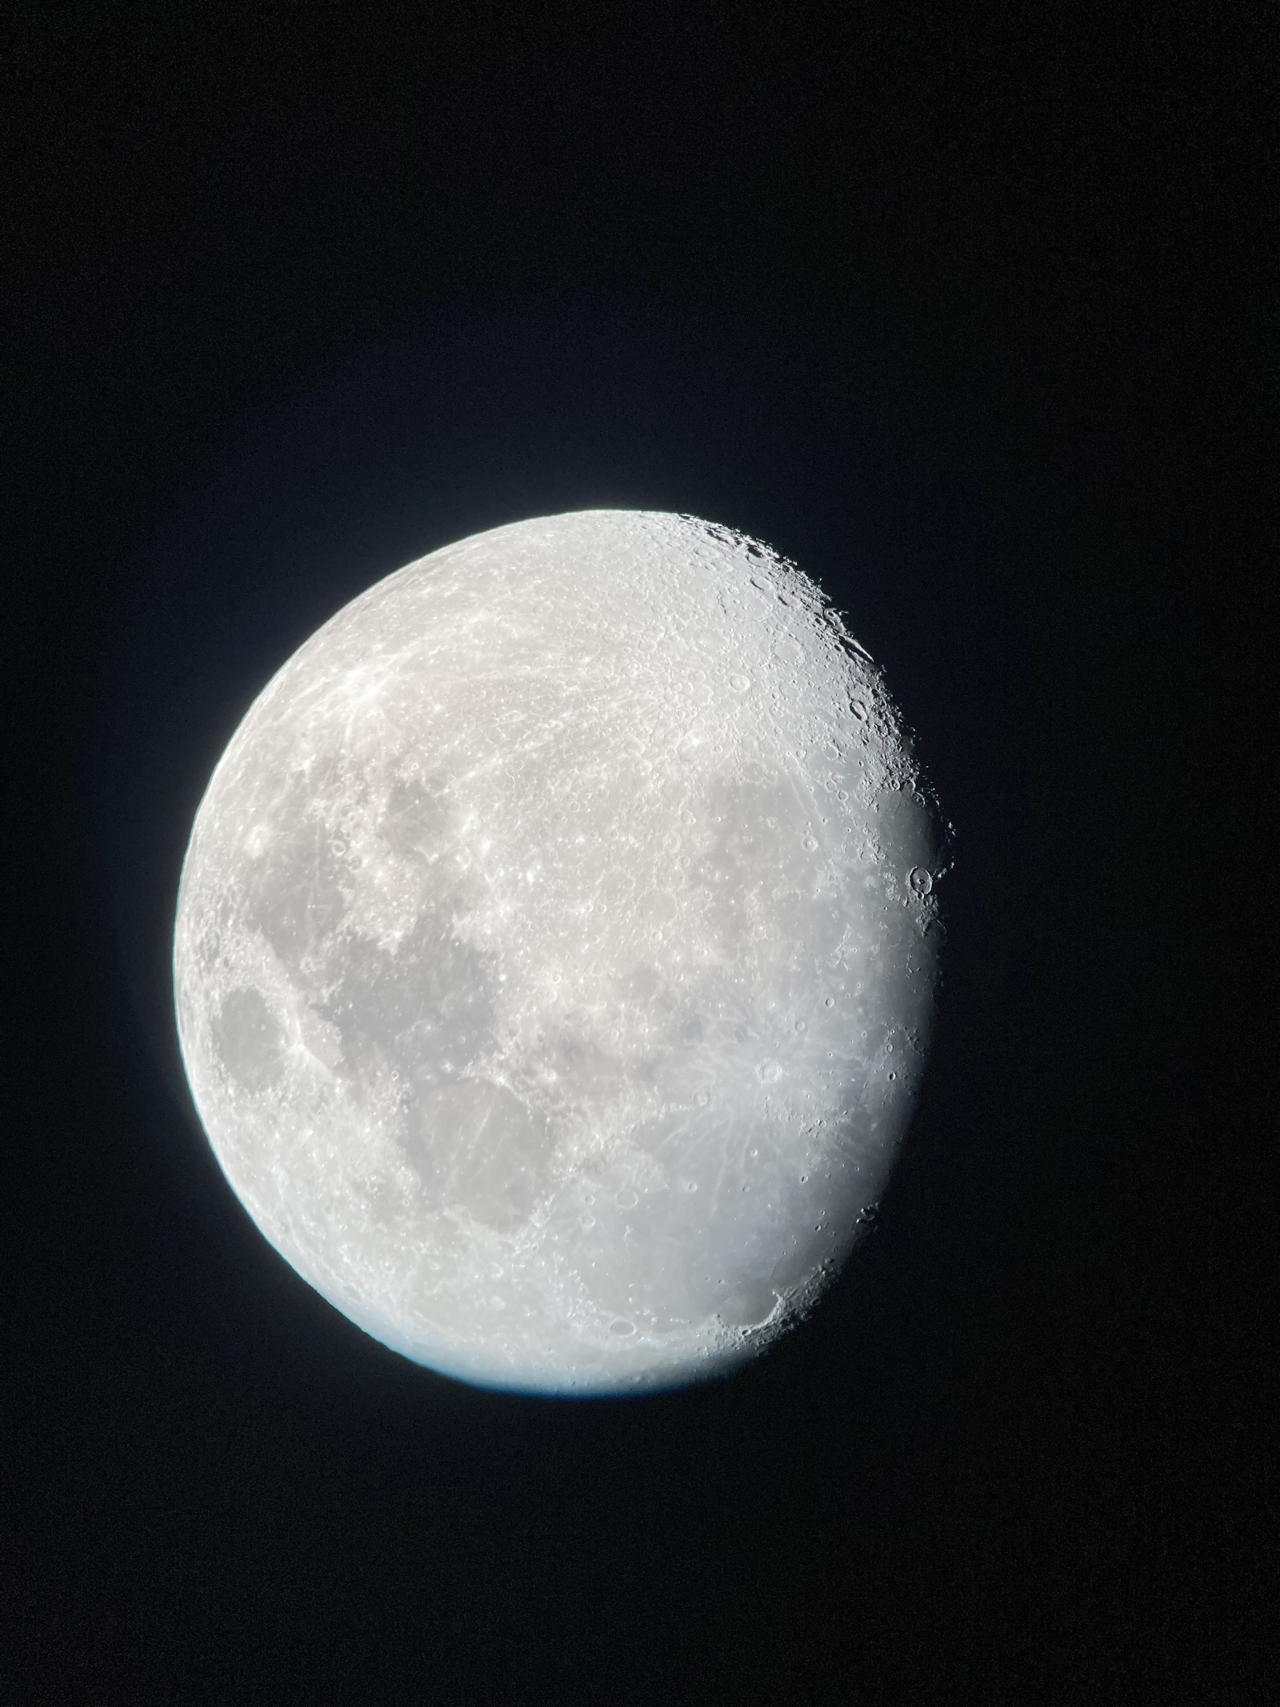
[[173, 510, 943, 1395]]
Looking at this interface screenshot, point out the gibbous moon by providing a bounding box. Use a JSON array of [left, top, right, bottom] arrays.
[[174, 511, 943, 1394]]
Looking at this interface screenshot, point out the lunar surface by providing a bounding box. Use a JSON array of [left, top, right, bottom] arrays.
[[173, 510, 944, 1394]]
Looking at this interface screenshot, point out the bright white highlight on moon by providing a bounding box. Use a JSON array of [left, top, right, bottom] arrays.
[[174, 511, 943, 1395]]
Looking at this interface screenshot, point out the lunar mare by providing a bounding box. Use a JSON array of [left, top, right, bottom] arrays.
[[174, 510, 942, 1394]]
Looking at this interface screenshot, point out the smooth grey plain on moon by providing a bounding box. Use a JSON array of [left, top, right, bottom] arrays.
[[173, 511, 942, 1395]]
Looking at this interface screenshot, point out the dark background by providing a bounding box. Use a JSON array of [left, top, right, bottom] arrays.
[[8, 6, 1227, 1703]]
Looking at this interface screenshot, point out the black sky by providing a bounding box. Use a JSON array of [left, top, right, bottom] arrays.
[[8, 7, 1227, 1704]]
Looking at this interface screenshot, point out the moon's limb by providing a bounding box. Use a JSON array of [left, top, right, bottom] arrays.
[[173, 511, 942, 1394]]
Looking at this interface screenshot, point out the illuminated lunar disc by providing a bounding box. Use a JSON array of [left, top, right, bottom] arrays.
[[173, 510, 943, 1394]]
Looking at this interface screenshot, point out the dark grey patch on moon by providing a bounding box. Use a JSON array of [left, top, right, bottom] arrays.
[[401, 1077, 553, 1233], [378, 774, 455, 862], [211, 986, 284, 1093], [542, 1023, 627, 1107], [316, 909, 498, 1087], [242, 789, 349, 973]]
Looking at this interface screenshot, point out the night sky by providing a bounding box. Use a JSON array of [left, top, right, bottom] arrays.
[[10, 8, 1224, 1703]]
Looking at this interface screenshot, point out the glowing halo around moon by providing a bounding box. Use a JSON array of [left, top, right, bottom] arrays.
[[173, 510, 945, 1395]]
